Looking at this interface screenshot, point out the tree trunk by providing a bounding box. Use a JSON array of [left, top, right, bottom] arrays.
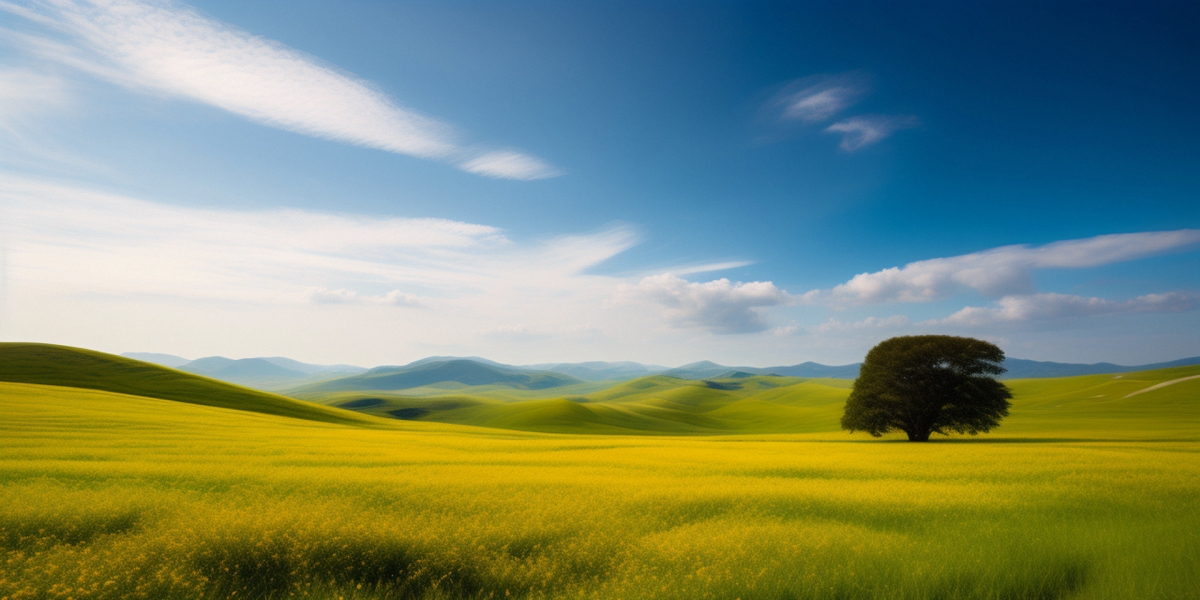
[[906, 429, 930, 442]]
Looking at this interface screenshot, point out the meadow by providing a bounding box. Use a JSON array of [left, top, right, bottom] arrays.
[[1, 346, 1197, 599]]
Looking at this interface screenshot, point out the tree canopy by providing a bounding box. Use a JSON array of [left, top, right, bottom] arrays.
[[841, 335, 1012, 441]]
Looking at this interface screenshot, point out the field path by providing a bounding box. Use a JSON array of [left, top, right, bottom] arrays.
[[1123, 374, 1200, 398]]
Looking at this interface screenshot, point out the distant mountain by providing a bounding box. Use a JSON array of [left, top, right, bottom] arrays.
[[407, 355, 510, 368], [297, 359, 584, 393], [770, 362, 862, 379], [657, 356, 1200, 381], [258, 357, 366, 376], [662, 361, 740, 379], [120, 352, 191, 368], [124, 352, 1200, 390], [167, 355, 368, 390], [526, 361, 668, 381], [1000, 356, 1200, 379]]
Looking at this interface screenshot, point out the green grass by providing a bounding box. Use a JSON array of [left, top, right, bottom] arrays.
[[0, 349, 1197, 599], [0, 343, 378, 426], [302, 367, 1200, 438]]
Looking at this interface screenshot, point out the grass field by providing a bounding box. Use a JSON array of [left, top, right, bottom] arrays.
[[1, 346, 1198, 599]]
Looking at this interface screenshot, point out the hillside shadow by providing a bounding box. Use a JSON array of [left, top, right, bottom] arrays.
[[882, 437, 1195, 444]]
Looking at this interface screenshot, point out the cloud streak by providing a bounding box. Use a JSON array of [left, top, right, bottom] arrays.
[[775, 73, 869, 123], [0, 174, 634, 306], [2, 0, 557, 179], [938, 292, 1199, 327], [825, 115, 918, 151], [808, 230, 1200, 306]]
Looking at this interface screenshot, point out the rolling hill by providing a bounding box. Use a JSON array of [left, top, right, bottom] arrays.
[[310, 374, 855, 435], [307, 365, 1200, 437], [0, 343, 376, 426]]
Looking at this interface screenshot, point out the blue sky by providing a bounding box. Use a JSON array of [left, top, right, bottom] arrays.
[[0, 0, 1197, 367]]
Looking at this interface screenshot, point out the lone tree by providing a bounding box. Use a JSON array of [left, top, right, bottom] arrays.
[[841, 335, 1012, 441]]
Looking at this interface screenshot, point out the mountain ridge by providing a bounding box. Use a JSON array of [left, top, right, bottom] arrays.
[[126, 351, 1200, 389]]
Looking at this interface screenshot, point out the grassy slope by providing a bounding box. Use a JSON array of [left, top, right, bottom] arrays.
[[1, 378, 1196, 599], [0, 342, 378, 426], [301, 366, 1200, 438]]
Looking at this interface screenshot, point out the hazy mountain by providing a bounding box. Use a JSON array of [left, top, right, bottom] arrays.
[[662, 361, 861, 380], [1000, 356, 1200, 379], [258, 356, 366, 376], [662, 361, 740, 379], [174, 356, 367, 390], [526, 361, 668, 381], [120, 352, 191, 368], [770, 362, 862, 379], [125, 352, 1200, 390], [406, 355, 509, 368], [298, 359, 584, 393]]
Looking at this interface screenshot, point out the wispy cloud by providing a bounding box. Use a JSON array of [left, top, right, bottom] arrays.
[[308, 288, 425, 307], [621, 273, 792, 334], [807, 230, 1200, 306], [8, 173, 825, 363], [0, 174, 635, 307], [760, 71, 919, 152], [937, 292, 1199, 327], [0, 68, 69, 126], [825, 115, 918, 151], [1, 0, 557, 179], [774, 73, 869, 123], [458, 150, 561, 181]]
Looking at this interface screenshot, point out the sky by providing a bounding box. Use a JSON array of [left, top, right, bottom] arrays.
[[0, 0, 1197, 368]]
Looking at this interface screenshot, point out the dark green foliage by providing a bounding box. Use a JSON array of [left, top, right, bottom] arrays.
[[842, 335, 1012, 441]]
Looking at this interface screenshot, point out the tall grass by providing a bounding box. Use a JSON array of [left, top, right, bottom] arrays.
[[1, 380, 1197, 599]]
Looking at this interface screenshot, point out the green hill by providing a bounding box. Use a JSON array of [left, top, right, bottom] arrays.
[[0, 343, 376, 426], [305, 366, 1198, 438], [312, 374, 853, 435]]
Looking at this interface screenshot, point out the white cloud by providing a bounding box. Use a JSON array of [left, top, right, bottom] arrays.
[[0, 173, 635, 304], [812, 230, 1200, 306], [307, 288, 424, 307], [2, 0, 556, 179], [772, 324, 801, 337], [774, 73, 869, 123], [938, 292, 1199, 327], [383, 290, 423, 307], [825, 115, 918, 151], [622, 273, 792, 334], [459, 150, 561, 181], [308, 288, 360, 304]]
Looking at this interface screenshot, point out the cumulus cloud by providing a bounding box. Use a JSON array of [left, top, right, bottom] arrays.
[[773, 73, 869, 123], [938, 292, 1200, 327], [2, 0, 556, 179], [811, 230, 1200, 306], [825, 115, 918, 151], [623, 273, 792, 334]]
